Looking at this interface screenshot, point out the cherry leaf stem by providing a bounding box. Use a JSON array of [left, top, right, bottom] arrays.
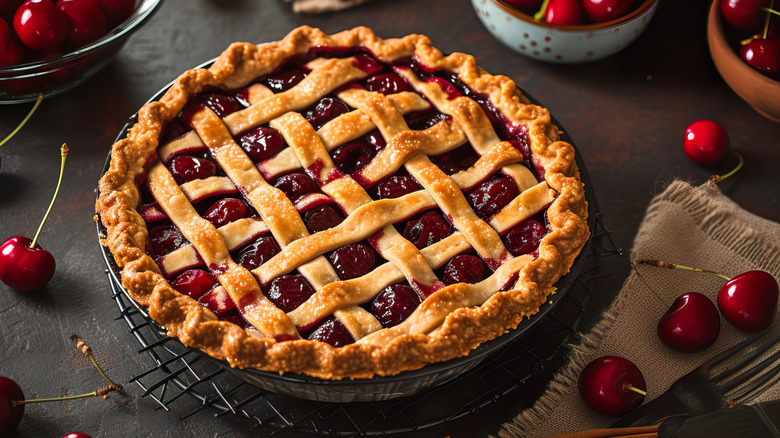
[[12, 384, 120, 406], [0, 94, 43, 149], [30, 144, 68, 249], [709, 151, 744, 183], [634, 259, 731, 281], [625, 384, 647, 396], [533, 0, 550, 20]]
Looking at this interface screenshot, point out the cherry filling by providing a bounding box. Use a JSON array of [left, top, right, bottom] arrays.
[[140, 46, 552, 347]]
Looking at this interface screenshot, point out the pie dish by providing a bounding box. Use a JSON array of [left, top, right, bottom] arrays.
[[95, 26, 590, 380]]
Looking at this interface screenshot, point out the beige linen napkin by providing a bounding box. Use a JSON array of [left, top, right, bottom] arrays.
[[499, 180, 780, 437], [285, 0, 376, 13]]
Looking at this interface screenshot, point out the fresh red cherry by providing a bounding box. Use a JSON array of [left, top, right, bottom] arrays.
[[578, 356, 646, 417], [718, 270, 779, 332], [683, 119, 729, 165], [329, 242, 376, 280], [657, 292, 721, 352], [468, 175, 517, 218], [0, 236, 56, 292], [58, 0, 107, 49], [264, 274, 315, 312], [0, 376, 24, 433], [0, 19, 25, 66], [169, 155, 216, 183], [61, 433, 93, 438], [306, 315, 354, 347], [504, 219, 546, 255], [541, 0, 586, 25], [331, 141, 376, 174], [236, 126, 284, 162], [370, 283, 421, 328], [402, 211, 451, 248], [303, 204, 344, 233], [503, 0, 544, 14], [740, 38, 780, 73], [442, 254, 485, 285], [272, 172, 319, 203], [91, 0, 133, 27], [13, 0, 70, 52], [583, 0, 632, 22], [376, 175, 422, 199], [203, 198, 251, 228], [363, 72, 410, 95], [171, 269, 217, 300], [720, 0, 769, 30]]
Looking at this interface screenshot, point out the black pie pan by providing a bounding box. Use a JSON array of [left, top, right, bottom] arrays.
[[96, 60, 596, 403]]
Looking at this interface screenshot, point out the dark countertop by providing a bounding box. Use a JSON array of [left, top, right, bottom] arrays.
[[1, 0, 779, 437]]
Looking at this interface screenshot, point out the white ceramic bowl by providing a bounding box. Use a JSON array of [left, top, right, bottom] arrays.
[[472, 0, 659, 63]]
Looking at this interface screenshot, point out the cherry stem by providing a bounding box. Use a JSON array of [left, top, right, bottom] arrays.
[[12, 384, 120, 406], [70, 333, 121, 389], [0, 94, 43, 149], [30, 144, 68, 249], [709, 151, 744, 184], [634, 259, 732, 281], [762, 1, 778, 39], [624, 383, 647, 396], [533, 0, 550, 20]]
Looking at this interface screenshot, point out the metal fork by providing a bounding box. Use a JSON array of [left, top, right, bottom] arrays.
[[612, 327, 780, 428]]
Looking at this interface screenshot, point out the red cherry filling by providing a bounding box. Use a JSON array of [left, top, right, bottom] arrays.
[[0, 376, 24, 434], [402, 211, 451, 249], [306, 315, 354, 347], [265, 68, 308, 92], [236, 126, 284, 162], [504, 219, 546, 255], [273, 172, 319, 203], [264, 274, 315, 312], [198, 286, 235, 316], [363, 72, 410, 94], [329, 242, 376, 280], [370, 283, 421, 328], [352, 53, 384, 75], [169, 155, 216, 183], [376, 175, 422, 199], [331, 140, 376, 174], [303, 204, 344, 233], [235, 236, 280, 270], [304, 97, 350, 129], [147, 225, 187, 258], [198, 92, 243, 118], [468, 175, 517, 218], [442, 254, 485, 285], [171, 269, 217, 300], [203, 198, 251, 228]]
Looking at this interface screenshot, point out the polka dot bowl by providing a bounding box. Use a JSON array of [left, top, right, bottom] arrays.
[[471, 0, 659, 63]]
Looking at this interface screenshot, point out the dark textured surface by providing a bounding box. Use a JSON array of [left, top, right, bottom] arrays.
[[0, 0, 779, 437]]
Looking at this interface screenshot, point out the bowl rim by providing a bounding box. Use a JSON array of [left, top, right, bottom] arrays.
[[489, 0, 658, 31], [707, 0, 780, 88], [0, 0, 164, 73]]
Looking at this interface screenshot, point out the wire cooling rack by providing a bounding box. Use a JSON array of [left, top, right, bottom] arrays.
[[107, 213, 621, 436]]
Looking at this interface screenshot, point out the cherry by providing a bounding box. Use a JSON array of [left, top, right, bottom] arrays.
[[236, 126, 284, 162], [169, 155, 216, 183], [273, 172, 319, 203], [376, 175, 422, 199], [304, 97, 350, 129], [0, 144, 67, 292], [442, 254, 485, 285], [264, 274, 315, 312], [468, 175, 517, 218], [578, 356, 646, 417], [0, 377, 24, 434], [58, 0, 107, 49], [720, 0, 769, 30], [370, 283, 421, 328], [363, 72, 410, 94], [503, 0, 544, 14], [329, 242, 376, 280], [331, 141, 376, 174], [303, 204, 344, 233], [171, 269, 217, 300], [306, 315, 354, 347], [235, 236, 280, 270], [13, 0, 70, 52], [91, 0, 133, 27], [0, 0, 24, 19], [203, 198, 251, 227], [683, 119, 729, 165], [0, 18, 25, 66], [740, 38, 780, 73], [146, 225, 187, 258], [718, 270, 779, 332], [198, 286, 235, 316], [61, 433, 92, 438], [504, 219, 546, 255], [402, 211, 451, 248], [265, 68, 308, 92], [657, 292, 721, 352], [582, 0, 632, 22], [538, 0, 586, 25], [198, 92, 242, 118]]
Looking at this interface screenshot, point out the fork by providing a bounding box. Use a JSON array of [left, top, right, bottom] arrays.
[[611, 327, 780, 428]]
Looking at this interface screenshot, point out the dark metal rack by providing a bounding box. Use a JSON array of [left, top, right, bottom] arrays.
[[107, 213, 621, 436]]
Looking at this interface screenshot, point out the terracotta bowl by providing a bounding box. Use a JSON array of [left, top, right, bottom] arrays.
[[471, 0, 659, 63], [707, 0, 780, 123]]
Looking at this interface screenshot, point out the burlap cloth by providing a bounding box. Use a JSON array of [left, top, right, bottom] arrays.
[[499, 180, 780, 437]]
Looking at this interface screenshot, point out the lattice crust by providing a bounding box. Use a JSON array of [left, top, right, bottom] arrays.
[[96, 26, 589, 379]]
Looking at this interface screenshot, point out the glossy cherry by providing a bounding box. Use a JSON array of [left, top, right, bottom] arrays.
[[198, 286, 235, 316], [403, 211, 451, 248], [578, 356, 646, 417], [541, 0, 586, 25], [0, 376, 24, 434], [92, 0, 133, 27], [306, 315, 354, 347], [13, 0, 70, 52], [303, 204, 344, 233], [740, 38, 780, 73], [203, 198, 251, 228], [503, 0, 544, 14], [0, 18, 24, 66], [169, 155, 216, 183], [329, 242, 376, 280], [264, 274, 315, 312], [468, 175, 516, 218], [442, 254, 485, 285], [370, 283, 421, 328], [235, 236, 280, 271], [376, 175, 422, 199], [273, 172, 319, 203], [331, 141, 376, 174], [265, 68, 308, 92], [720, 0, 769, 30], [718, 270, 779, 332], [237, 126, 284, 163], [0, 236, 56, 291], [363, 72, 410, 94], [683, 119, 729, 165], [583, 0, 632, 22], [146, 225, 187, 258], [657, 292, 721, 352], [304, 97, 350, 129], [504, 219, 546, 255], [58, 0, 107, 48], [171, 269, 217, 300]]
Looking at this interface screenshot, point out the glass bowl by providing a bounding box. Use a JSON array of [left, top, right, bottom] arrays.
[[0, 0, 163, 104]]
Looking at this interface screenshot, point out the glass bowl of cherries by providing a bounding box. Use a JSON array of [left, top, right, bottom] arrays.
[[708, 0, 780, 122], [472, 0, 659, 63], [0, 0, 163, 104]]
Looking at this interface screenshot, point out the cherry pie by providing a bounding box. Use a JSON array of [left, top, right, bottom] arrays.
[[96, 26, 589, 379]]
